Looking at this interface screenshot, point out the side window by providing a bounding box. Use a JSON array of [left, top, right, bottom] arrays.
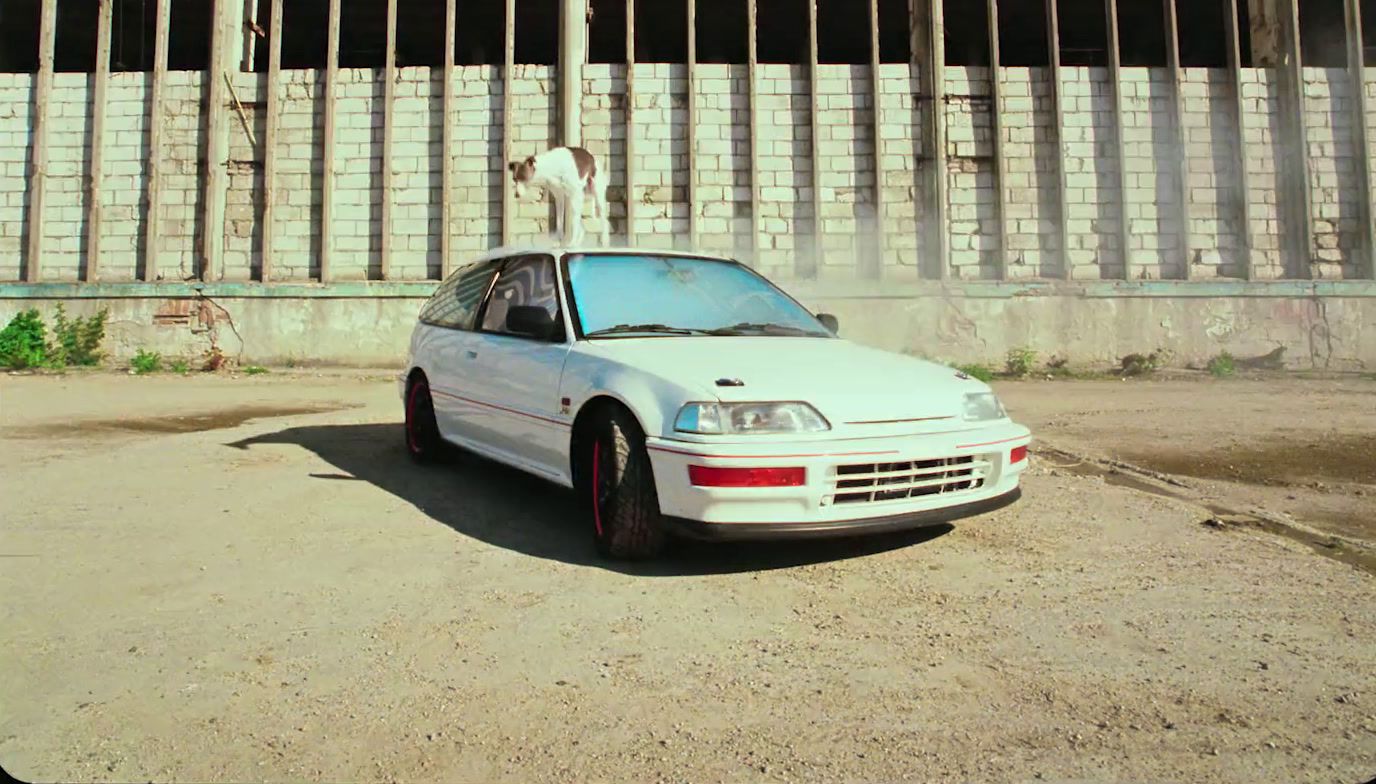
[[479, 255, 563, 339], [418, 261, 498, 330]]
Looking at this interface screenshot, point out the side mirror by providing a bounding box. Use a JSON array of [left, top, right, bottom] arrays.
[[506, 305, 558, 340], [816, 313, 839, 334]]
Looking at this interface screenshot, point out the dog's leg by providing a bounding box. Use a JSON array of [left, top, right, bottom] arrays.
[[593, 171, 610, 246], [568, 191, 586, 246]]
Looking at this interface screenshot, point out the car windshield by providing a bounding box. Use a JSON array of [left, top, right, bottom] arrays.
[[566, 254, 833, 338]]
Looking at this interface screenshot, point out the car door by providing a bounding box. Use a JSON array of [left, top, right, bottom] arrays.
[[414, 258, 501, 445], [463, 253, 573, 480]]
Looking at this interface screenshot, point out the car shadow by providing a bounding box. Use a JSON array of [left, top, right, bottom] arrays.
[[225, 423, 953, 576]]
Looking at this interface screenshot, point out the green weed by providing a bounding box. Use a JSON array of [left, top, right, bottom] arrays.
[[1004, 347, 1038, 378], [0, 309, 50, 369], [1207, 352, 1236, 378], [243, 365, 269, 376], [954, 363, 996, 383], [49, 305, 108, 367], [131, 349, 162, 375], [170, 359, 191, 375]]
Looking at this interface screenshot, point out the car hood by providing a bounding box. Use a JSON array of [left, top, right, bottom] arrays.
[[585, 337, 985, 431]]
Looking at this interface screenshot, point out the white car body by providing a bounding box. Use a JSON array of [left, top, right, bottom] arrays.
[[401, 245, 1030, 550]]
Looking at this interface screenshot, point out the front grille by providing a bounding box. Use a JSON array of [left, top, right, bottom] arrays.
[[830, 455, 989, 505]]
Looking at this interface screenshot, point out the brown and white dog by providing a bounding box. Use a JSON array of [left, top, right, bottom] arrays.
[[508, 146, 611, 247]]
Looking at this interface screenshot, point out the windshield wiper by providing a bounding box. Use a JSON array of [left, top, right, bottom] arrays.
[[707, 322, 829, 337], [584, 323, 707, 337]]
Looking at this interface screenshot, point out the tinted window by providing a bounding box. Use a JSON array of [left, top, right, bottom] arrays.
[[418, 261, 498, 330], [480, 255, 562, 338]]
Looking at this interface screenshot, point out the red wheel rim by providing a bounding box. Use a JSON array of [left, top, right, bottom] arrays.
[[406, 381, 427, 455], [591, 440, 604, 536]]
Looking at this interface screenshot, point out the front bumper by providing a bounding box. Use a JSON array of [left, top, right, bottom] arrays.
[[666, 487, 1022, 541], [645, 422, 1030, 532]]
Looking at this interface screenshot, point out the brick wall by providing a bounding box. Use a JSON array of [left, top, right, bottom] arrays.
[[1, 65, 1373, 283]]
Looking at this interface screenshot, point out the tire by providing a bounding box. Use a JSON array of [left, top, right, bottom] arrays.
[[587, 407, 668, 560], [404, 375, 443, 463]]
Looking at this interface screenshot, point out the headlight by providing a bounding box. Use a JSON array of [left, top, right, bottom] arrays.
[[962, 392, 1007, 422], [674, 402, 831, 435]]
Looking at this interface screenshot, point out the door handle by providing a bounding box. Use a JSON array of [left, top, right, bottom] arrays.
[[466, 350, 478, 359]]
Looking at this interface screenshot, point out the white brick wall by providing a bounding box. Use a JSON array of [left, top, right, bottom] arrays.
[[2, 64, 1373, 283]]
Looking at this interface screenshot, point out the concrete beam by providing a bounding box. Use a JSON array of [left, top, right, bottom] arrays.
[[1344, 0, 1375, 279], [987, 0, 1009, 281], [1278, 0, 1314, 278], [261, 0, 284, 282], [322, 0, 341, 282], [1104, 0, 1133, 280], [381, 0, 398, 281], [686, 0, 698, 250], [502, 0, 516, 245], [805, 0, 822, 278], [747, 0, 761, 261], [24, 0, 56, 283], [624, 0, 636, 244], [559, 0, 586, 147], [144, 0, 170, 282], [202, 0, 233, 281], [1225, 0, 1255, 280], [867, 0, 884, 279], [915, 0, 948, 280], [86, 0, 114, 283], [441, 0, 457, 278], [1163, 0, 1191, 280], [1045, 0, 1070, 279]]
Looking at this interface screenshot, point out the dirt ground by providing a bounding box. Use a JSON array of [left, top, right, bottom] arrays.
[[1, 370, 1373, 783]]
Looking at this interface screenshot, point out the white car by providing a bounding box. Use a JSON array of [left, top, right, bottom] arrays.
[[401, 246, 1031, 560]]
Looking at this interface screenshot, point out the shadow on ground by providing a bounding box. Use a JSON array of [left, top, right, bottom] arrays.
[[226, 423, 953, 576]]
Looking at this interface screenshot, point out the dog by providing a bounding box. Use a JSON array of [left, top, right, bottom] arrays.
[[508, 146, 611, 247]]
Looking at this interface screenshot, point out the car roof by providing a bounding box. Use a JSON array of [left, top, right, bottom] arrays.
[[464, 243, 740, 266]]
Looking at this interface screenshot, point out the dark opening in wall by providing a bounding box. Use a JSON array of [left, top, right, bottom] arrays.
[[456, 0, 505, 64], [635, 0, 687, 62], [1364, 0, 1376, 65], [166, 0, 211, 70], [818, 0, 871, 63], [998, 0, 1049, 66], [1300, 0, 1348, 67], [0, 0, 40, 72], [54, 3, 98, 72], [1116, 0, 1165, 66], [516, 0, 558, 64], [756, 0, 806, 63], [110, 0, 156, 71], [1177, 0, 1230, 67], [396, 0, 446, 66], [275, 0, 328, 68], [588, 0, 627, 63], [1056, 0, 1107, 66], [697, 0, 748, 64], [877, 0, 910, 62], [337, 0, 386, 67], [942, 0, 989, 66]]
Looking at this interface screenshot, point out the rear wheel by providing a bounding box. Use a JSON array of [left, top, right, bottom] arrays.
[[587, 407, 668, 560], [404, 375, 443, 463]]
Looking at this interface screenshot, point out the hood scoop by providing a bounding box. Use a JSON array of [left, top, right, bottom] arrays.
[[715, 378, 745, 387]]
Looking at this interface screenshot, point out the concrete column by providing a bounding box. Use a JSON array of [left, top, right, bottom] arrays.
[[560, 0, 588, 147]]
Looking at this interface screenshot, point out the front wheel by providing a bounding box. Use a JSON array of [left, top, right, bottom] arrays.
[[588, 407, 668, 560], [404, 376, 443, 463]]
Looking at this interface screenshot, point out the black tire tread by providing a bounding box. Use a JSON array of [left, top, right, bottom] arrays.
[[597, 408, 668, 560], [405, 377, 443, 464]]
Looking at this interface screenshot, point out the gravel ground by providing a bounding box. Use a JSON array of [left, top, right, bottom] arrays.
[[1, 371, 1373, 783]]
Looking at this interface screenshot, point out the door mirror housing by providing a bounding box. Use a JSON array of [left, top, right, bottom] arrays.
[[505, 305, 558, 340], [816, 312, 839, 334]]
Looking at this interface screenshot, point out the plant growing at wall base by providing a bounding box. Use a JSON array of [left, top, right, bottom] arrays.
[[48, 304, 108, 367], [1120, 350, 1168, 377], [954, 363, 995, 383], [1005, 347, 1037, 378], [243, 365, 268, 376], [0, 309, 50, 369], [170, 359, 191, 375], [1207, 352, 1236, 378], [131, 349, 162, 375]]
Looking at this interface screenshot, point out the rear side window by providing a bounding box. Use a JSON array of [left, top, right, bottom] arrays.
[[479, 255, 562, 337], [419, 261, 499, 330]]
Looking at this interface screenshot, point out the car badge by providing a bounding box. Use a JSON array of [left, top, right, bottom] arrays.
[[955, 371, 971, 380]]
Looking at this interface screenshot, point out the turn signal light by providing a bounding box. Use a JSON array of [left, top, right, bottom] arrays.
[[1010, 445, 1028, 465], [688, 466, 806, 488]]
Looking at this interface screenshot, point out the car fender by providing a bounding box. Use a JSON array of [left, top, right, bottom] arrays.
[[560, 351, 717, 440]]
